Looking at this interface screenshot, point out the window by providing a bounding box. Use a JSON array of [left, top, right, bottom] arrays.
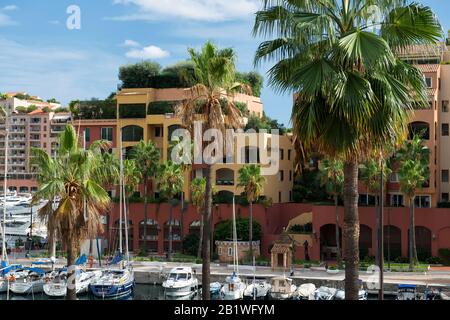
[[278, 192, 282, 203], [359, 194, 376, 206], [218, 247, 223, 255], [425, 77, 432, 88], [279, 170, 284, 181], [288, 149, 291, 160], [289, 170, 292, 181], [415, 195, 431, 208], [443, 100, 449, 113], [227, 247, 233, 257], [390, 172, 399, 183], [443, 123, 449, 136], [101, 127, 113, 141], [122, 125, 143, 142], [84, 128, 90, 142], [289, 191, 292, 202], [442, 193, 449, 202], [390, 194, 404, 207], [280, 149, 284, 160], [154, 127, 162, 137], [442, 170, 449, 183]]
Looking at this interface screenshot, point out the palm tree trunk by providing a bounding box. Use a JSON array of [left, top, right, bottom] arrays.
[[409, 197, 417, 271], [343, 159, 360, 300], [168, 202, 173, 262], [66, 242, 76, 300], [143, 178, 148, 254], [50, 235, 56, 259], [202, 164, 212, 300], [375, 194, 379, 267], [335, 195, 341, 265], [197, 212, 203, 259], [249, 201, 253, 261]]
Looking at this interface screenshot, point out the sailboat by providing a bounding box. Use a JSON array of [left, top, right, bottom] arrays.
[[220, 196, 246, 300], [88, 129, 135, 299]]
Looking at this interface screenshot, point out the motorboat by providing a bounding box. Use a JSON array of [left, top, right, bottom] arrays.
[[0, 262, 23, 293], [243, 279, 271, 300], [314, 286, 338, 300], [220, 272, 246, 300], [269, 276, 297, 300], [9, 267, 52, 295], [210, 282, 222, 297], [293, 283, 316, 300], [44, 268, 102, 297], [334, 289, 368, 300], [396, 284, 418, 300], [89, 268, 135, 300], [162, 267, 198, 298]]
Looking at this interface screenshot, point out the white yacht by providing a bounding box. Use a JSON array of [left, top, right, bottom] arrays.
[[162, 267, 198, 298], [294, 283, 316, 300], [334, 288, 368, 300], [9, 268, 52, 295], [314, 286, 338, 300], [396, 284, 418, 300], [44, 268, 102, 297], [243, 279, 271, 300], [269, 276, 297, 300], [220, 272, 246, 300]]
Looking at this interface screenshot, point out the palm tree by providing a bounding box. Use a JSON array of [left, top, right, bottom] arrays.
[[237, 165, 265, 262], [130, 140, 160, 254], [319, 158, 344, 265], [254, 0, 441, 299], [157, 161, 184, 261], [191, 178, 206, 259], [31, 125, 112, 300], [397, 134, 430, 270], [175, 41, 249, 299], [122, 159, 141, 252]]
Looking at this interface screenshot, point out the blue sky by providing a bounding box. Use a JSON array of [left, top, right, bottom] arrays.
[[0, 0, 449, 126]]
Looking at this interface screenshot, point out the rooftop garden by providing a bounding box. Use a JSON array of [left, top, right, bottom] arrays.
[[70, 93, 117, 120], [118, 60, 263, 97], [245, 112, 287, 135]]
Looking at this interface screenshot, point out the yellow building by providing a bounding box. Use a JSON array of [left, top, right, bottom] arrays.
[[115, 88, 295, 203]]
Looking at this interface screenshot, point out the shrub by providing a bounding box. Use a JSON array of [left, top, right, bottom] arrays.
[[289, 223, 313, 234], [426, 256, 443, 265], [182, 233, 200, 257], [214, 217, 262, 242], [438, 248, 450, 265], [147, 101, 176, 115], [394, 256, 409, 264], [437, 201, 450, 208]]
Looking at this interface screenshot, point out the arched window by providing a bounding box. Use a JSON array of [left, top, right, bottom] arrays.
[[122, 125, 143, 142], [216, 168, 235, 186]]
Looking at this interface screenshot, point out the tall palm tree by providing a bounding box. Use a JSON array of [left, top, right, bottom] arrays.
[[397, 134, 430, 270], [157, 161, 184, 261], [130, 140, 160, 254], [175, 41, 249, 299], [319, 158, 344, 265], [254, 0, 441, 299], [31, 125, 112, 300], [191, 178, 206, 259], [237, 165, 265, 262], [122, 159, 141, 252]]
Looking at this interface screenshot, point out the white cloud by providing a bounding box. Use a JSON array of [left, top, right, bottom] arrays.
[[109, 0, 259, 22], [125, 45, 170, 59], [122, 39, 140, 47], [0, 12, 16, 26], [2, 5, 18, 11]]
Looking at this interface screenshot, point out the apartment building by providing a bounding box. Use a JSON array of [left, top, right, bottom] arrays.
[[115, 88, 294, 203], [355, 44, 450, 208], [0, 109, 71, 193]]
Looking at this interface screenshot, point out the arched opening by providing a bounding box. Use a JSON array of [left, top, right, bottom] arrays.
[[114, 219, 134, 253], [189, 220, 201, 237], [319, 224, 342, 261], [408, 121, 430, 140], [139, 219, 159, 253], [216, 168, 235, 186], [383, 225, 402, 260], [164, 219, 182, 253], [122, 125, 143, 142], [214, 190, 235, 204], [359, 224, 372, 259], [409, 226, 432, 261]]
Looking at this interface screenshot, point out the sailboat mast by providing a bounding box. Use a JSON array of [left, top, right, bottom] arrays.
[[123, 166, 130, 264], [118, 128, 123, 256], [1, 113, 9, 263], [232, 195, 238, 274]]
